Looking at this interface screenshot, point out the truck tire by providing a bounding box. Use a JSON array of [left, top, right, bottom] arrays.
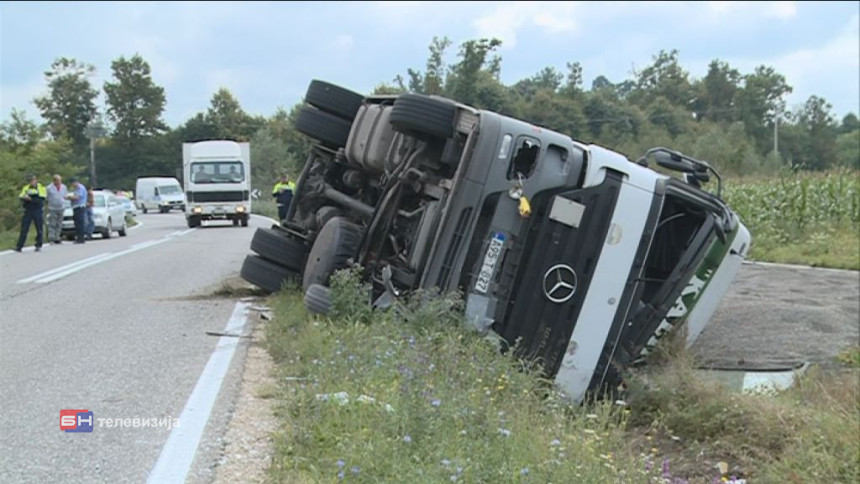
[[187, 216, 200, 228], [304, 284, 332, 315], [250, 227, 308, 272], [302, 216, 362, 292], [240, 255, 296, 293], [305, 80, 364, 121], [241, 215, 249, 227], [295, 106, 352, 148], [390, 93, 456, 139]]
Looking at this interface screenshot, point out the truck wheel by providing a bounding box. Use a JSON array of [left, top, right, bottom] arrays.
[[142, 206, 148, 214], [302, 216, 362, 292], [295, 106, 352, 148], [240, 255, 296, 293], [305, 80, 364, 121], [390, 93, 456, 139], [304, 283, 332, 315], [187, 216, 200, 228], [241, 215, 249, 227], [233, 218, 239, 227], [250, 227, 308, 272]]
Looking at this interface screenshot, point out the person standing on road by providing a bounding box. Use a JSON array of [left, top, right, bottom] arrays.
[[45, 174, 68, 244], [14, 174, 47, 253], [85, 187, 95, 240], [272, 174, 296, 222], [66, 178, 88, 244]]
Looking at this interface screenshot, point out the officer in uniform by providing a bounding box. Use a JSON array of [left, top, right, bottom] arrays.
[[272, 174, 296, 222], [14, 174, 47, 252]]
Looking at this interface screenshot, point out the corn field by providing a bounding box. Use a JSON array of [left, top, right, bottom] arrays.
[[721, 169, 859, 267]]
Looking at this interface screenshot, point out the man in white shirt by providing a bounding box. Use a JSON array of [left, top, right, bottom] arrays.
[[45, 174, 68, 244]]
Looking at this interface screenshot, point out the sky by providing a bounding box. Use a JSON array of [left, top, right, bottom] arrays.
[[1, 1, 858, 128]]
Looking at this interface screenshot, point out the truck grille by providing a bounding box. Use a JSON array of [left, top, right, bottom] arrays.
[[186, 191, 248, 203]]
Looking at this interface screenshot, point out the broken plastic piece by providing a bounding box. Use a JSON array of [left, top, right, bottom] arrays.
[[518, 196, 531, 217]]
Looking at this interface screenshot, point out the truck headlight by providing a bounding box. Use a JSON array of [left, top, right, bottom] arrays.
[[235, 206, 246, 213], [192, 206, 203, 214]]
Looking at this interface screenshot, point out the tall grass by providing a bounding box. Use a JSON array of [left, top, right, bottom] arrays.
[[265, 271, 860, 483]]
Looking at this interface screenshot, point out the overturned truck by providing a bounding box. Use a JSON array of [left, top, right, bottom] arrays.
[[241, 80, 751, 402]]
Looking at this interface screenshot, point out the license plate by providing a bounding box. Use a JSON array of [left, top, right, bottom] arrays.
[[474, 233, 505, 294]]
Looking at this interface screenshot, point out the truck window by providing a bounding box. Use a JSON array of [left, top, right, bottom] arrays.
[[507, 136, 541, 180], [190, 161, 244, 183]]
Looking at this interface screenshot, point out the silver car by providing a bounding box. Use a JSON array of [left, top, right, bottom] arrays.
[[62, 190, 128, 239]]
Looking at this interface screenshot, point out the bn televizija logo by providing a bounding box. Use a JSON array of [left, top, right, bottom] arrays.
[[60, 409, 179, 432]]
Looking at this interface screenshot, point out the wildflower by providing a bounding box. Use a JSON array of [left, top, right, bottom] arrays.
[[383, 403, 395, 413], [662, 458, 671, 478], [428, 363, 436, 371], [336, 460, 345, 468], [614, 399, 627, 406], [455, 467, 463, 475], [431, 399, 442, 407], [520, 467, 530, 476], [351, 466, 360, 474], [644, 457, 653, 471], [450, 476, 458, 482], [357, 395, 376, 404], [337, 470, 345, 480], [441, 459, 452, 467], [583, 429, 595, 435], [550, 438, 561, 447], [586, 414, 598, 419], [403, 435, 412, 443], [498, 428, 511, 437]]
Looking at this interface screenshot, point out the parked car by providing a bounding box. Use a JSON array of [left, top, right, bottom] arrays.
[[62, 190, 128, 240], [240, 80, 751, 402], [117, 196, 137, 218]]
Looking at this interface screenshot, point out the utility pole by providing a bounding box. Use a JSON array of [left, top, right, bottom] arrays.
[[773, 113, 779, 156], [85, 119, 107, 188]]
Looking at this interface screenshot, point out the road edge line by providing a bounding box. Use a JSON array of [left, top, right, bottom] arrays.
[[145, 302, 249, 484]]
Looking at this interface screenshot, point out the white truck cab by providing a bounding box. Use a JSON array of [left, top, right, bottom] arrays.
[[183, 140, 251, 228]]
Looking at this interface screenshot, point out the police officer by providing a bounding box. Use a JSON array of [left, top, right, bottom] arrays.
[[272, 174, 296, 222], [14, 174, 47, 253]]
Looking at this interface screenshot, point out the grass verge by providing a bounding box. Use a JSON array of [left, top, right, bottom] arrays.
[[265, 271, 859, 483]]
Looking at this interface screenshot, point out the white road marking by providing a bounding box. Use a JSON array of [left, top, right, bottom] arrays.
[[16, 253, 114, 283], [0, 220, 143, 256], [146, 302, 249, 484], [16, 228, 196, 284]]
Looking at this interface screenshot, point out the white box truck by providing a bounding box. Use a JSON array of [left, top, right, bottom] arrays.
[[183, 140, 251, 228], [135, 177, 186, 214]]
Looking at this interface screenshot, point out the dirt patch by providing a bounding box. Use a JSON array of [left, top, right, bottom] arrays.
[[160, 276, 269, 302], [692, 262, 860, 369], [211, 305, 278, 484]]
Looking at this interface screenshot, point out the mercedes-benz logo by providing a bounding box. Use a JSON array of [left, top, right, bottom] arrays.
[[543, 264, 577, 303]]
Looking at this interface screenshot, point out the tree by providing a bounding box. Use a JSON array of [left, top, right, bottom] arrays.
[[0, 109, 43, 154], [445, 38, 503, 106], [791, 95, 837, 170], [733, 65, 792, 151], [104, 54, 167, 144], [839, 113, 859, 134], [206, 88, 260, 141], [695, 59, 741, 123], [631, 49, 694, 108], [33, 57, 99, 149]]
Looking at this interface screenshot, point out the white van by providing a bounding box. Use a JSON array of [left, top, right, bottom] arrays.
[[135, 177, 186, 214]]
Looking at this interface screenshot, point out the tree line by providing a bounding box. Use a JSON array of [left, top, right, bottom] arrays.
[[1, 38, 857, 229]]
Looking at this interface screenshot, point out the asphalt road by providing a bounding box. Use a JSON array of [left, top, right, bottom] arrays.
[[0, 212, 271, 484]]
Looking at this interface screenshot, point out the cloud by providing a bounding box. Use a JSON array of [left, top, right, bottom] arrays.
[[706, 1, 797, 19], [473, 1, 580, 48]]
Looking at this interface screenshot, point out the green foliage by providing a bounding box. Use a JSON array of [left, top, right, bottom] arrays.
[[723, 170, 860, 268], [104, 54, 168, 143], [33, 57, 99, 150]]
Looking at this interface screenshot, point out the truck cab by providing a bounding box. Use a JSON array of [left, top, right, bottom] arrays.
[[183, 141, 251, 228]]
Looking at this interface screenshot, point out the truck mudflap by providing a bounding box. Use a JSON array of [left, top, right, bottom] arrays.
[[488, 171, 628, 386]]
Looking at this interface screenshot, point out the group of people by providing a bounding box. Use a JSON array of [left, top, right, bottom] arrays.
[[14, 174, 95, 252]]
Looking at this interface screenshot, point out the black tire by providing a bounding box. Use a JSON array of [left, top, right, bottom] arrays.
[[241, 216, 249, 227], [295, 106, 352, 148], [233, 218, 239, 227], [118, 219, 127, 237], [240, 255, 296, 293], [103, 219, 112, 239], [187, 216, 200, 228], [305, 80, 364, 121], [142, 206, 148, 214], [250, 227, 308, 272], [304, 284, 332, 315], [302, 216, 362, 291], [390, 93, 456, 139]]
